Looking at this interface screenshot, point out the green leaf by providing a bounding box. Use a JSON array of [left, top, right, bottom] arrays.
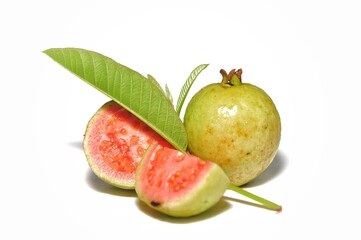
[[147, 74, 173, 107], [43, 48, 188, 152], [147, 74, 164, 95], [165, 84, 173, 105], [175, 64, 208, 115]]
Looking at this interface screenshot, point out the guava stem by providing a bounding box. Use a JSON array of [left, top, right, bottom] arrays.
[[227, 184, 282, 212]]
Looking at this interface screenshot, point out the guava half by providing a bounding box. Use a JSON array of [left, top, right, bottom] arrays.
[[83, 101, 173, 189], [135, 145, 230, 217]]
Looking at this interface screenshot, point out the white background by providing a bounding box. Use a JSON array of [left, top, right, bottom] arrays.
[[1, 0, 360, 239]]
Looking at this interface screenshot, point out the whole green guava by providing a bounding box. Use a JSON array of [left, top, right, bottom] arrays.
[[184, 69, 281, 186]]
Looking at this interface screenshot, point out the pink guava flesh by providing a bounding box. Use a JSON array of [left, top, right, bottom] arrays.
[[137, 145, 213, 202], [135, 145, 230, 217], [83, 101, 173, 188]]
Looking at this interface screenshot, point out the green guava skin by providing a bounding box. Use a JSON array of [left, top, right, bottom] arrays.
[[184, 82, 281, 186]]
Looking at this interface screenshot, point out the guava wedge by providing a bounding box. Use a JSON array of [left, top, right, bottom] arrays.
[[83, 101, 173, 189], [135, 145, 230, 217]]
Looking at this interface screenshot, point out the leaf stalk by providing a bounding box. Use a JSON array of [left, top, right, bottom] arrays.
[[228, 184, 282, 212]]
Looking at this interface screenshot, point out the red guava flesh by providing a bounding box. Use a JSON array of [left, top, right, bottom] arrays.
[[135, 145, 230, 217], [83, 101, 173, 189], [138, 146, 212, 202]]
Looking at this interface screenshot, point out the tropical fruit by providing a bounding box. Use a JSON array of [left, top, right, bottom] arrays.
[[184, 69, 281, 186], [135, 145, 230, 217], [83, 101, 173, 189]]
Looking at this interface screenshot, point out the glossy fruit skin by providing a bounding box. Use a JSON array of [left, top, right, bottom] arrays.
[[184, 82, 281, 186]]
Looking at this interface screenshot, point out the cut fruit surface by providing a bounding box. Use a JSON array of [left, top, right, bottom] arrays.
[[135, 145, 230, 217], [83, 101, 173, 189]]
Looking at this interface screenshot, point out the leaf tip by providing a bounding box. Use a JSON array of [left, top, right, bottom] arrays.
[[42, 48, 57, 58], [42, 48, 49, 55]]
